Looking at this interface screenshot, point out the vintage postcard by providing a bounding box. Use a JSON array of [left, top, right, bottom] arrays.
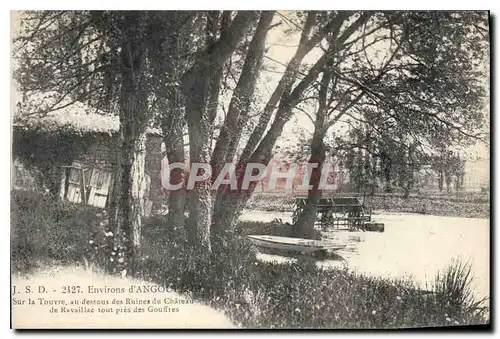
[[10, 10, 490, 329]]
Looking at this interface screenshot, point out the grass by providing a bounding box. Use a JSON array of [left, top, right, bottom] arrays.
[[11, 190, 489, 328], [246, 192, 490, 219], [432, 259, 489, 324], [10, 190, 102, 273]]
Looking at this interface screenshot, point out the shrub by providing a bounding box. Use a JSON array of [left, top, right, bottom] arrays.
[[431, 259, 489, 325], [11, 190, 102, 273]]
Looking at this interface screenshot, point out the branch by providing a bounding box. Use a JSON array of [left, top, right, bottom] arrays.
[[18, 65, 105, 117], [212, 11, 275, 168], [17, 84, 105, 120], [239, 13, 347, 161], [13, 11, 67, 54], [346, 106, 437, 156], [245, 13, 374, 164], [323, 90, 366, 133], [342, 18, 387, 48], [322, 26, 408, 131], [182, 11, 259, 92], [418, 110, 486, 142], [286, 12, 373, 110], [305, 11, 350, 51], [294, 106, 315, 125]]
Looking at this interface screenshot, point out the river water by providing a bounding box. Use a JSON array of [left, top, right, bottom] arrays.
[[239, 210, 490, 303]]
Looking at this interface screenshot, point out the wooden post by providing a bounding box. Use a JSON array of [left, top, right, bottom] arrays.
[[59, 167, 67, 201], [79, 167, 87, 205], [59, 166, 72, 201]]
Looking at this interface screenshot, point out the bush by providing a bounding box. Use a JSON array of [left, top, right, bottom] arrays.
[[431, 259, 489, 325], [11, 190, 102, 273]]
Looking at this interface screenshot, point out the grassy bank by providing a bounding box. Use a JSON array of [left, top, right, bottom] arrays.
[[11, 190, 489, 328], [11, 190, 102, 273], [246, 193, 490, 219]]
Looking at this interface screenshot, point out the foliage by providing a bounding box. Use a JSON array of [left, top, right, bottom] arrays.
[[323, 12, 486, 193], [353, 12, 488, 149], [337, 129, 425, 195], [433, 258, 489, 324], [14, 98, 120, 135]]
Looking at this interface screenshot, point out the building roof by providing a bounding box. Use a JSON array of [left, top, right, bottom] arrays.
[[13, 90, 162, 136]]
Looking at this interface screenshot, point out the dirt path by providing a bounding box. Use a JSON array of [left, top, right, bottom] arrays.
[[11, 266, 236, 329]]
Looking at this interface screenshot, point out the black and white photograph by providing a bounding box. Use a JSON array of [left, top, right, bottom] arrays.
[[9, 9, 490, 329]]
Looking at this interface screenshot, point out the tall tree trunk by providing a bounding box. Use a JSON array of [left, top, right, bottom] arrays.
[[212, 59, 331, 232], [293, 70, 330, 238], [108, 12, 149, 276], [438, 168, 444, 192], [110, 132, 147, 275], [164, 110, 187, 232], [181, 11, 257, 250], [211, 13, 368, 234], [293, 130, 327, 238], [211, 11, 275, 240]]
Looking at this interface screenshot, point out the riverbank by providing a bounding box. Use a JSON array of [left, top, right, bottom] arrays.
[[11, 190, 490, 328], [238, 211, 490, 304], [246, 193, 490, 219]]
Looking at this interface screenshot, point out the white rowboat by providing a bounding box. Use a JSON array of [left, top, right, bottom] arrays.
[[247, 235, 346, 253]]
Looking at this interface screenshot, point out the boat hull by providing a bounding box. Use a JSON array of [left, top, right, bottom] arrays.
[[247, 235, 346, 253]]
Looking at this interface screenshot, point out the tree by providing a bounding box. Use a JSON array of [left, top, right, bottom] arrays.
[[14, 11, 162, 275], [180, 11, 259, 251], [292, 11, 488, 237], [15, 10, 335, 253], [15, 10, 488, 255], [430, 150, 466, 193], [107, 12, 152, 275], [212, 12, 373, 239]]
